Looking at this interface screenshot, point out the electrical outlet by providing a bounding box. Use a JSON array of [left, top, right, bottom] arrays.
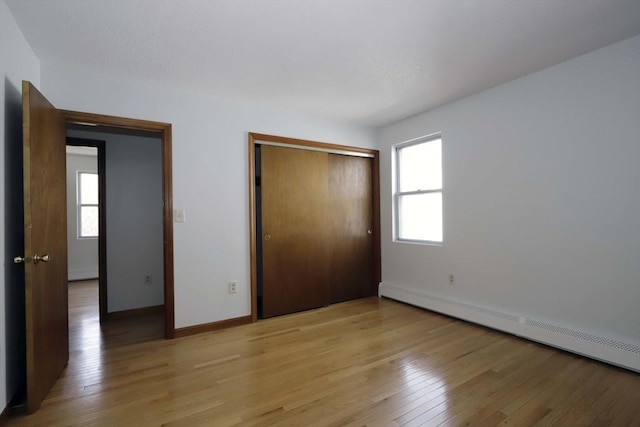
[[228, 281, 238, 294], [144, 275, 152, 285], [173, 209, 186, 223], [448, 274, 455, 285]]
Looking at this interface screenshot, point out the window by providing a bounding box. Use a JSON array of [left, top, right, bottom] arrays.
[[394, 135, 443, 243], [77, 172, 99, 238]]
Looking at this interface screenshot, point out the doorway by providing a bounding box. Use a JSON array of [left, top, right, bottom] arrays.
[[62, 111, 175, 339], [65, 138, 106, 321]]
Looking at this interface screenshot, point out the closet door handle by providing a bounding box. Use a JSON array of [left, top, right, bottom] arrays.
[[264, 234, 271, 241], [367, 229, 372, 235]]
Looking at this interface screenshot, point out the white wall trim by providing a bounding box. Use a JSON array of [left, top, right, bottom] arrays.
[[379, 282, 640, 372]]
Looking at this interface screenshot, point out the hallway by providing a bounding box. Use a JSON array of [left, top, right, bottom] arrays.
[[68, 279, 164, 352]]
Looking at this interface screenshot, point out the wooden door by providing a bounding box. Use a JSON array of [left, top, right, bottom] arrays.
[[21, 81, 68, 413], [261, 145, 330, 318], [328, 155, 375, 303]]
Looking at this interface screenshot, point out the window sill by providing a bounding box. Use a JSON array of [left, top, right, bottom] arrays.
[[393, 239, 442, 247]]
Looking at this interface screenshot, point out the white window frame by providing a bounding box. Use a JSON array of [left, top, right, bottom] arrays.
[[393, 133, 443, 245], [77, 171, 99, 239]]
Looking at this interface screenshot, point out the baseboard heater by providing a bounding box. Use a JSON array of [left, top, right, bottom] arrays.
[[379, 282, 640, 372]]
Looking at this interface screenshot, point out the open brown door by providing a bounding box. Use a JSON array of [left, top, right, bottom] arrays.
[[18, 81, 68, 413], [261, 145, 330, 318]]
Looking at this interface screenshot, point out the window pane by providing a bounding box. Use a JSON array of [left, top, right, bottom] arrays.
[[399, 139, 442, 192], [80, 206, 99, 237], [398, 192, 443, 242], [80, 173, 99, 205]]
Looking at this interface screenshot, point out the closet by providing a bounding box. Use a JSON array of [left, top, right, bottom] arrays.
[[251, 134, 379, 319]]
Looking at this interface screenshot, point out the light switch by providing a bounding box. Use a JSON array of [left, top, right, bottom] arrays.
[[174, 209, 186, 223]]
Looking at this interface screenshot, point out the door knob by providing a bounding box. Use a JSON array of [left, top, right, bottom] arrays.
[[14, 254, 50, 264], [33, 254, 50, 264], [264, 234, 271, 241], [367, 229, 373, 235]]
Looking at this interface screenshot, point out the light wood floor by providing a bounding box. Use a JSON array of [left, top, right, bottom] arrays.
[[67, 280, 164, 353], [7, 283, 640, 426]]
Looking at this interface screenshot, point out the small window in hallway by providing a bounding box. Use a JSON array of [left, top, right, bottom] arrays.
[[78, 171, 99, 238]]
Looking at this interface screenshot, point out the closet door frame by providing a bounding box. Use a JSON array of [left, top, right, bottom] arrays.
[[248, 132, 381, 322]]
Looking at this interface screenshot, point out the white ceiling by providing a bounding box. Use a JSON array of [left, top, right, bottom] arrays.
[[6, 0, 640, 127]]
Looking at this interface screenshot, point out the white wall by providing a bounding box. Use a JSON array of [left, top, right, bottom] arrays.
[[104, 133, 164, 313], [43, 64, 376, 327], [68, 130, 164, 313], [0, 0, 41, 410], [66, 152, 99, 281], [378, 35, 640, 370]]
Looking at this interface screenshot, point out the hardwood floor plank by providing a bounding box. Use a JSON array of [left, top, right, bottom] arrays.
[[7, 287, 640, 426]]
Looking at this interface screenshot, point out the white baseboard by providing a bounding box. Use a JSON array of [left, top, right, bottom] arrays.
[[68, 268, 98, 281], [379, 282, 640, 372]]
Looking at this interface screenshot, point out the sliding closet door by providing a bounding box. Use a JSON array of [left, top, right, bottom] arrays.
[[329, 154, 375, 303], [261, 145, 330, 318]]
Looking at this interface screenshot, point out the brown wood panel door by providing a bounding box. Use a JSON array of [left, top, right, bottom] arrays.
[[21, 81, 69, 413], [328, 155, 375, 303], [261, 145, 330, 318]]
